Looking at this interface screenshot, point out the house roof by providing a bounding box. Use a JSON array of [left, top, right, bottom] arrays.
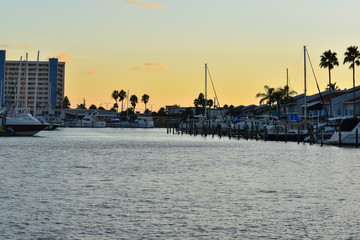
[[343, 96, 360, 104]]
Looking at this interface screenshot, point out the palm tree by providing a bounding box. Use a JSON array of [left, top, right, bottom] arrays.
[[326, 82, 339, 91], [193, 93, 205, 108], [62, 96, 71, 109], [256, 85, 276, 116], [279, 85, 297, 115], [320, 50, 339, 116], [130, 95, 138, 112], [89, 104, 97, 110], [207, 99, 213, 108], [344, 46, 360, 118], [118, 90, 127, 112], [194, 93, 205, 114], [141, 94, 150, 113], [273, 89, 284, 118], [111, 90, 119, 112]]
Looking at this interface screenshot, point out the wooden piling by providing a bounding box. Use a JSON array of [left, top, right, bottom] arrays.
[[297, 127, 300, 144], [251, 121, 254, 139], [255, 126, 258, 141], [264, 126, 268, 141], [320, 131, 323, 146], [339, 130, 341, 147], [356, 128, 358, 148]]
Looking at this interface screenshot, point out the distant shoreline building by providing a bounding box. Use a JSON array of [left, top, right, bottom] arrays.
[[0, 50, 65, 115]]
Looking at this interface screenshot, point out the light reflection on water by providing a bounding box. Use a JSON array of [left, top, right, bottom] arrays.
[[1, 128, 360, 239]]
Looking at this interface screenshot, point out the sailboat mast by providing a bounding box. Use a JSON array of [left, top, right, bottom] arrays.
[[34, 51, 39, 117], [126, 89, 129, 119], [286, 68, 289, 99], [25, 53, 28, 110], [304, 46, 307, 118], [204, 63, 207, 120], [16, 56, 22, 111]]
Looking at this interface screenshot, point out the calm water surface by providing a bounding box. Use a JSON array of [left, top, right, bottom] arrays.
[[1, 128, 360, 239]]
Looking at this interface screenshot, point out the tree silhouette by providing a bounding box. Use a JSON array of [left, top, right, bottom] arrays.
[[325, 82, 339, 91], [118, 90, 127, 112], [256, 85, 276, 115], [62, 96, 71, 109], [111, 90, 119, 113], [130, 95, 138, 112], [89, 104, 97, 110], [320, 50, 339, 116], [141, 94, 150, 113], [344, 46, 360, 117]]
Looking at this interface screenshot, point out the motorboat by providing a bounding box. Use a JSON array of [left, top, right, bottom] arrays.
[[1, 113, 47, 136], [136, 116, 154, 128], [75, 112, 106, 128], [328, 118, 360, 145]]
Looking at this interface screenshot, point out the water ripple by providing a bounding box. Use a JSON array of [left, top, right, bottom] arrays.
[[1, 128, 360, 239]]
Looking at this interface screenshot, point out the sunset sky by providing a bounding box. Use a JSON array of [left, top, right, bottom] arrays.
[[1, 0, 360, 112]]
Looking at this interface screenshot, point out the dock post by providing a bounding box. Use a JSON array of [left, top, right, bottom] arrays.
[[245, 124, 249, 140], [255, 126, 258, 141], [285, 126, 288, 143], [339, 130, 341, 147], [356, 128, 359, 148], [264, 126, 267, 141], [251, 121, 254, 140], [276, 127, 279, 142], [297, 126, 300, 144], [320, 131, 323, 146], [238, 125, 240, 140]]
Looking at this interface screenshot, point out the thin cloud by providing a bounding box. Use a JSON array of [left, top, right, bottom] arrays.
[[98, 0, 163, 10], [0, 43, 11, 48], [18, 44, 35, 49], [85, 70, 98, 75], [47, 51, 73, 62], [133, 62, 167, 71], [126, 0, 162, 10]]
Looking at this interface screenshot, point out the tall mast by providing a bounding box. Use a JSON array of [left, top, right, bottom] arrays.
[[34, 51, 39, 117], [286, 68, 288, 89], [16, 56, 22, 111], [304, 46, 307, 118], [25, 53, 28, 109], [286, 68, 289, 99], [204, 63, 207, 120], [126, 89, 129, 119]]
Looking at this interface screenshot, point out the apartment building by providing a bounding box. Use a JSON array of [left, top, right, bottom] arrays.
[[0, 50, 65, 115]]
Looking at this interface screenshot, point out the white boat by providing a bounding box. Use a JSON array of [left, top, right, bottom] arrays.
[[328, 118, 360, 145], [1, 113, 47, 136], [75, 112, 106, 128], [106, 116, 154, 128], [136, 116, 154, 128]]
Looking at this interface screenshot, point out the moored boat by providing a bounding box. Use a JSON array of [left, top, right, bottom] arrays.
[[1, 113, 47, 136], [328, 118, 360, 145]]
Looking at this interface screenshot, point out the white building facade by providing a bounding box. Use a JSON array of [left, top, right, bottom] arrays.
[[0, 50, 65, 115]]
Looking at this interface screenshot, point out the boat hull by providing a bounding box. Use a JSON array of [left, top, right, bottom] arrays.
[[266, 133, 307, 142], [5, 123, 47, 136], [328, 131, 360, 146]]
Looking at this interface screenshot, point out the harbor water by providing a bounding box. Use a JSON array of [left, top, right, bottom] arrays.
[[1, 128, 360, 239]]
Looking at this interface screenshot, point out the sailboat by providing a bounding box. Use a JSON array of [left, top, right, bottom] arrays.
[[266, 46, 309, 141]]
